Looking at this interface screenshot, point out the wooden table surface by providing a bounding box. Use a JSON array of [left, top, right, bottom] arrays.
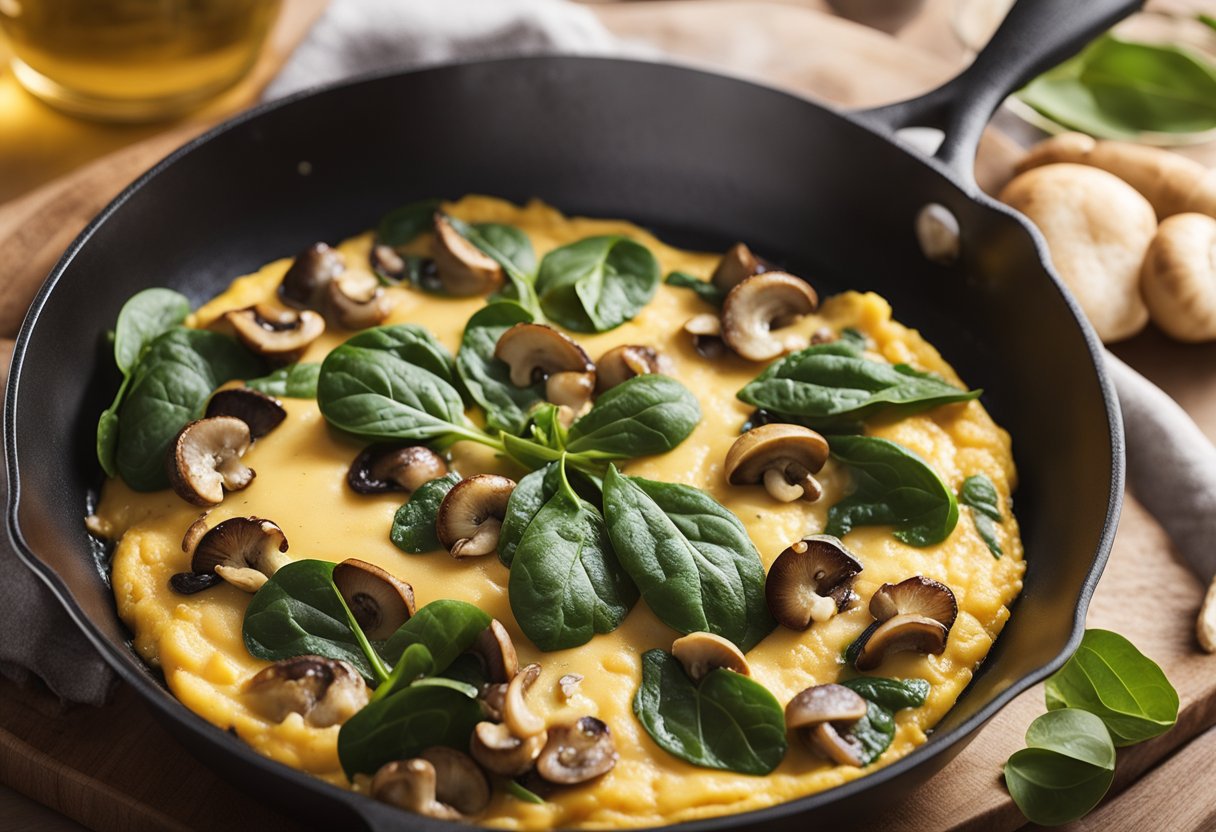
[[3, 2, 1216, 831]]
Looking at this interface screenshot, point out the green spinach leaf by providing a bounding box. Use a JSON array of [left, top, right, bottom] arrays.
[[665, 271, 724, 306], [390, 472, 462, 554], [565, 374, 700, 460], [373, 642, 435, 702], [840, 677, 930, 710], [341, 324, 459, 389], [536, 235, 660, 332], [825, 435, 958, 547], [446, 216, 541, 317], [381, 598, 492, 670], [959, 473, 1004, 558], [455, 301, 544, 435], [377, 198, 441, 247], [1004, 709, 1116, 826], [499, 464, 555, 567], [633, 649, 787, 775], [603, 466, 773, 651], [246, 363, 321, 398]]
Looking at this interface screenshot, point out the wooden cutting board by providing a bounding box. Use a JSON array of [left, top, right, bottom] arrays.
[[2, 3, 1214, 831]]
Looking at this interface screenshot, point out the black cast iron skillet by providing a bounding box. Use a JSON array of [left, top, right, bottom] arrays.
[[5, 0, 1138, 828]]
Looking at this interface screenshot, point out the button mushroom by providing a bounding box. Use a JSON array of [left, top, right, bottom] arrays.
[[469, 721, 547, 777], [278, 242, 345, 309], [167, 416, 255, 506], [671, 632, 750, 682], [371, 748, 490, 819], [332, 558, 416, 640], [503, 662, 545, 739], [432, 214, 504, 296], [683, 313, 725, 358], [536, 717, 618, 784], [435, 474, 517, 558], [724, 423, 830, 503], [471, 619, 519, 684], [1140, 213, 1216, 343], [494, 323, 596, 417], [785, 683, 870, 767], [853, 576, 958, 671], [224, 304, 326, 364], [189, 516, 291, 592], [595, 345, 666, 393], [711, 242, 766, 292], [326, 270, 392, 330], [766, 535, 863, 630], [242, 655, 369, 727], [205, 388, 286, 439], [347, 444, 448, 494], [720, 271, 818, 361]]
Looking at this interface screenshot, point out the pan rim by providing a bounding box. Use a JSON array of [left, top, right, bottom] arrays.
[[3, 54, 1124, 831]]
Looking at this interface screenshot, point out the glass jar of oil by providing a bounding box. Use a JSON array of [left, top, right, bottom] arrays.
[[0, 0, 280, 122]]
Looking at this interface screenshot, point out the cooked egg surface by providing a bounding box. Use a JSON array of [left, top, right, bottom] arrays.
[[96, 196, 1024, 829]]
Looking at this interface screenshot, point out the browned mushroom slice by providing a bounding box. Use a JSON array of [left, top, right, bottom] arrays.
[[595, 345, 666, 393], [471, 619, 518, 684], [853, 576, 958, 671], [809, 722, 868, 767], [278, 242, 345, 309], [558, 673, 583, 699], [435, 474, 516, 558], [720, 271, 818, 361], [671, 632, 750, 682], [242, 655, 369, 727], [683, 313, 725, 357], [190, 516, 290, 592], [347, 444, 448, 494], [536, 717, 618, 784], [469, 721, 547, 777], [332, 558, 416, 640], [504, 662, 545, 739], [370, 759, 461, 820], [326, 270, 392, 329], [432, 214, 504, 296], [370, 243, 407, 281], [494, 323, 596, 415], [206, 388, 286, 439], [225, 304, 326, 364], [419, 747, 491, 816], [711, 242, 765, 292], [724, 423, 830, 503], [785, 683, 870, 767], [766, 535, 863, 630], [167, 416, 254, 506], [480, 682, 508, 723]]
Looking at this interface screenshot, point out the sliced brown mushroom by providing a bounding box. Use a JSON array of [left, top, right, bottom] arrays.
[[225, 304, 326, 364], [785, 683, 870, 767], [504, 662, 545, 739], [766, 535, 863, 630], [326, 270, 392, 329], [206, 388, 286, 439], [595, 345, 666, 393], [558, 674, 583, 699], [683, 313, 725, 358], [242, 655, 369, 728], [494, 323, 596, 416], [469, 720, 547, 777], [671, 632, 750, 683], [724, 423, 830, 503], [480, 682, 508, 723], [332, 558, 416, 640], [167, 416, 255, 506], [435, 474, 516, 558], [278, 242, 345, 309], [432, 214, 504, 296], [471, 619, 518, 684], [347, 444, 448, 494], [853, 576, 958, 671], [190, 516, 290, 592], [419, 747, 491, 816], [711, 242, 766, 292], [370, 244, 407, 281], [536, 717, 618, 784], [720, 271, 818, 361], [370, 759, 460, 820]]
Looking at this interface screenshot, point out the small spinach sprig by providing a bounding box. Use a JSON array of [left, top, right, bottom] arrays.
[[837, 677, 930, 766], [959, 473, 1004, 558]]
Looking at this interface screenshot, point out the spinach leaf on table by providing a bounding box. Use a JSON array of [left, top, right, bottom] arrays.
[[455, 301, 545, 436], [376, 198, 441, 247], [536, 235, 660, 332], [603, 466, 773, 651], [445, 216, 541, 317], [246, 363, 321, 398], [390, 472, 462, 554], [665, 270, 724, 306], [1004, 708, 1116, 826], [959, 473, 1004, 558], [633, 649, 787, 775], [565, 374, 701, 460], [824, 435, 959, 547]]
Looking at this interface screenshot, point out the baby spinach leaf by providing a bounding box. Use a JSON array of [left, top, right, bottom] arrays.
[[341, 324, 459, 389], [959, 473, 1003, 558], [499, 464, 555, 567], [508, 459, 637, 651], [1005, 709, 1116, 826], [455, 301, 544, 436], [603, 466, 773, 651], [825, 435, 959, 547], [840, 677, 930, 710], [844, 700, 897, 766], [536, 235, 660, 332], [565, 374, 701, 460], [390, 472, 462, 554], [1044, 629, 1178, 746], [113, 288, 192, 374], [665, 271, 724, 306], [410, 676, 480, 698], [246, 363, 321, 398], [380, 599, 492, 670], [337, 683, 483, 778], [446, 216, 541, 317], [377, 198, 441, 247], [737, 340, 979, 429], [634, 649, 787, 775], [373, 643, 435, 702], [115, 328, 264, 491]]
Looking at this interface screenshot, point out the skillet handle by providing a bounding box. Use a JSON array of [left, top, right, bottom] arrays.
[[854, 0, 1143, 183]]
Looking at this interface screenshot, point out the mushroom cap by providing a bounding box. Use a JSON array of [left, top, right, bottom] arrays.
[[671, 632, 750, 683], [471, 619, 519, 684], [432, 214, 504, 296], [435, 474, 516, 558], [225, 304, 326, 363], [494, 323, 595, 387], [595, 345, 666, 393], [785, 683, 868, 729], [469, 721, 547, 777], [190, 516, 290, 592], [370, 243, 407, 280], [370, 759, 460, 820], [1141, 212, 1216, 343], [720, 271, 818, 361], [332, 558, 416, 640], [766, 535, 863, 630], [167, 416, 254, 506], [504, 662, 545, 739], [326, 270, 391, 330], [242, 654, 369, 728], [536, 717, 618, 784], [711, 242, 763, 292], [725, 423, 829, 490], [869, 576, 957, 627], [419, 746, 491, 816], [683, 313, 725, 358], [854, 615, 949, 671], [278, 242, 345, 309], [347, 444, 448, 494], [205, 388, 286, 439]]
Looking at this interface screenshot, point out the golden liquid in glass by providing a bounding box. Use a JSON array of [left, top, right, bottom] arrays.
[[0, 0, 280, 121]]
